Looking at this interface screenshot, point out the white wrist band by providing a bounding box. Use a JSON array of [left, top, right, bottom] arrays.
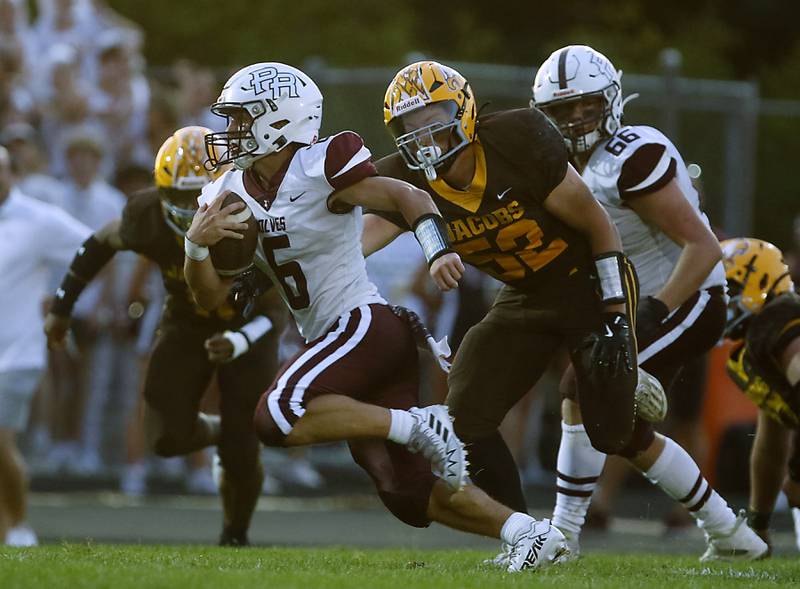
[[240, 315, 273, 343], [184, 237, 209, 261], [595, 253, 626, 304], [223, 330, 250, 360]]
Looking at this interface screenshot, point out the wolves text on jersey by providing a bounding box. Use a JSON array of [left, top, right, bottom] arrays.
[[258, 216, 287, 233]]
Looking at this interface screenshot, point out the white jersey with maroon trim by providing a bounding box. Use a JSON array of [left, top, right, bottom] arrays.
[[582, 124, 725, 297], [200, 131, 385, 342]]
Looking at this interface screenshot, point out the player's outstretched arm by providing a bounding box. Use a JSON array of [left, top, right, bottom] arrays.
[[332, 176, 465, 290], [626, 179, 722, 312], [183, 197, 245, 310], [44, 219, 124, 348]]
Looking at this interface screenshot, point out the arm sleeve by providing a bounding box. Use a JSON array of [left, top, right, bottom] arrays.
[[617, 143, 677, 199]]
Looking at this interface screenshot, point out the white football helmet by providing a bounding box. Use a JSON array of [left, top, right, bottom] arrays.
[[531, 45, 625, 154], [205, 62, 323, 170]]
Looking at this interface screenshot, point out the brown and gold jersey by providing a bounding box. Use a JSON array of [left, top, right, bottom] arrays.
[[119, 188, 245, 330], [375, 108, 593, 297], [726, 292, 800, 427]]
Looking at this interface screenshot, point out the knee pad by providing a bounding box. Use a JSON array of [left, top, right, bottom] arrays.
[[378, 478, 435, 528], [616, 419, 656, 458], [575, 349, 637, 455]]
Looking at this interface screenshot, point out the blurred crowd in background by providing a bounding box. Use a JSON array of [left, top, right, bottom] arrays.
[[3, 0, 800, 517]]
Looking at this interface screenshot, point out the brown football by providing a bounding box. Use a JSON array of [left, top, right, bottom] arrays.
[[209, 191, 259, 277]]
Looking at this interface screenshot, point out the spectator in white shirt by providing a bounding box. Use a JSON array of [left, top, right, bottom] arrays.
[[1, 122, 68, 208], [0, 145, 91, 545]]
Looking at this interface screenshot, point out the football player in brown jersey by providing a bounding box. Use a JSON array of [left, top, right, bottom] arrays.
[[365, 61, 641, 532], [44, 127, 285, 546], [722, 238, 800, 553]]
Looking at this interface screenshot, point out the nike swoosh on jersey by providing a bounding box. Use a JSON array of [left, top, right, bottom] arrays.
[[288, 191, 307, 203], [497, 187, 512, 200]]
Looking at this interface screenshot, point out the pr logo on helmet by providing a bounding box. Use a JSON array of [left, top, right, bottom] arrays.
[[247, 66, 302, 99], [588, 53, 616, 84]]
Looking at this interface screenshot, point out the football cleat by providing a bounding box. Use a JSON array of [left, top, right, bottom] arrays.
[[407, 405, 468, 491], [560, 532, 582, 562], [792, 507, 800, 552], [219, 526, 250, 547], [635, 367, 668, 422], [700, 510, 769, 562], [5, 525, 38, 547], [507, 518, 570, 572], [482, 543, 512, 568]]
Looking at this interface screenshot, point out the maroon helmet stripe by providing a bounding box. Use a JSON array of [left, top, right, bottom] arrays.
[[557, 48, 570, 90]]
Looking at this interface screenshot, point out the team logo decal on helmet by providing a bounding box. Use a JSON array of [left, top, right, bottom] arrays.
[[383, 61, 477, 181], [155, 126, 224, 235], [721, 237, 795, 339], [532, 45, 632, 155], [205, 62, 323, 171]]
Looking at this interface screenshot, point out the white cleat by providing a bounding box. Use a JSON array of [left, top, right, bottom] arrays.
[[560, 532, 581, 562], [635, 367, 668, 422], [700, 510, 769, 562], [482, 543, 512, 568], [792, 507, 800, 552], [407, 405, 468, 491], [5, 525, 38, 547], [507, 518, 570, 572]]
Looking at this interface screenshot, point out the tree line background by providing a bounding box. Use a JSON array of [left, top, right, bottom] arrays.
[[108, 0, 799, 246]]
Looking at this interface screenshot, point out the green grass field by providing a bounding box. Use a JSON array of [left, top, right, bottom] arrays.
[[1, 545, 799, 589]]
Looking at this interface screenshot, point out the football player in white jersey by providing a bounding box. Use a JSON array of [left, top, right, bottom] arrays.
[[532, 45, 766, 561], [183, 62, 569, 571]]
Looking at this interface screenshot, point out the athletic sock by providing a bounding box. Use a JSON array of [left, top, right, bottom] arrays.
[[387, 409, 415, 444], [467, 430, 528, 513], [552, 422, 606, 538], [644, 436, 736, 536], [500, 512, 534, 546]]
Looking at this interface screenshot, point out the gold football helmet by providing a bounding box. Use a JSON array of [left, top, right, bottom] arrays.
[[721, 237, 795, 338], [383, 61, 477, 180], [154, 126, 224, 234]]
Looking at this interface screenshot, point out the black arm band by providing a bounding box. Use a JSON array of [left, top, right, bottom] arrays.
[[50, 235, 116, 317], [594, 252, 629, 305], [746, 509, 772, 530], [412, 213, 453, 267]]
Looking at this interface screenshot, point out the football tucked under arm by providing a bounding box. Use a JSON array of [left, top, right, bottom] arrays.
[[184, 191, 253, 310]]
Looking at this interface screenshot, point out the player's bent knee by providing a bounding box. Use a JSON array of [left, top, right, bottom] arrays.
[[378, 487, 433, 528], [150, 434, 185, 458]]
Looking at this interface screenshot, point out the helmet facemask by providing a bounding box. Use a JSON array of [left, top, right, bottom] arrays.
[[205, 101, 278, 171], [159, 187, 199, 236], [536, 89, 616, 155], [389, 101, 468, 181]]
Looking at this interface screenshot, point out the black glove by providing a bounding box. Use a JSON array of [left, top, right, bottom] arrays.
[[636, 296, 669, 343], [230, 268, 272, 320], [584, 312, 635, 377]]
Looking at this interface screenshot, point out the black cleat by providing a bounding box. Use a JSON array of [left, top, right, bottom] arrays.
[[219, 528, 250, 547]]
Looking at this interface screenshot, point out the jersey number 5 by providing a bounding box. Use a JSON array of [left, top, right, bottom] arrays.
[[261, 235, 310, 310]]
